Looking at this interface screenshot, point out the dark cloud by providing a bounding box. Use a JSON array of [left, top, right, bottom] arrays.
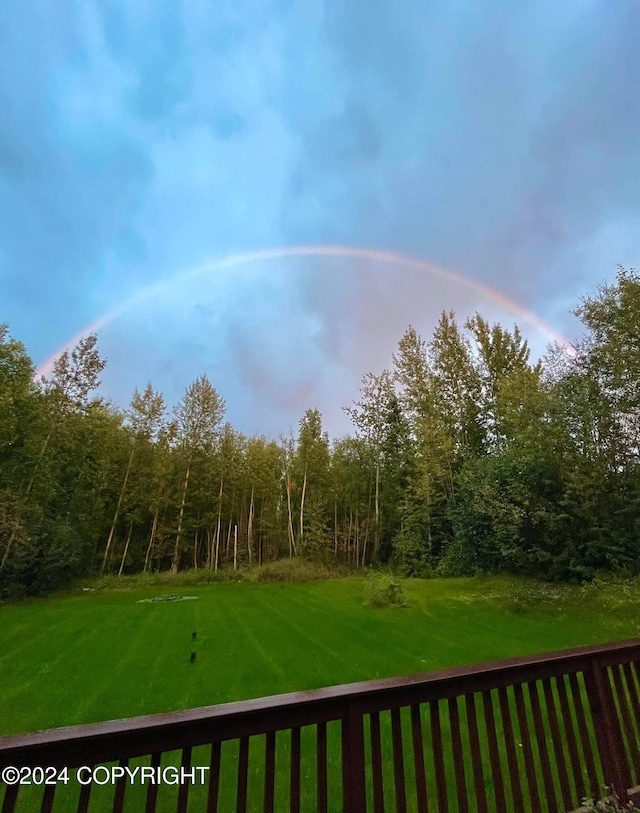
[[280, 0, 640, 374], [3, 0, 639, 438], [323, 0, 426, 104]]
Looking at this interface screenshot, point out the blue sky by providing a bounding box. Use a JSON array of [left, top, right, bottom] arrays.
[[1, 0, 639, 439]]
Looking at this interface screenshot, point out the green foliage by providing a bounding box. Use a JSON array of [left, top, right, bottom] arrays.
[[0, 325, 37, 464], [2, 266, 640, 595], [1, 519, 88, 598], [44, 333, 106, 412], [364, 570, 408, 608], [445, 455, 525, 574], [393, 524, 431, 576], [173, 374, 225, 453], [244, 557, 355, 582], [81, 559, 359, 592]]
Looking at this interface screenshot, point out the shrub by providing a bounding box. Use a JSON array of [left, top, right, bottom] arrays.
[[364, 570, 408, 609], [1, 519, 88, 598]]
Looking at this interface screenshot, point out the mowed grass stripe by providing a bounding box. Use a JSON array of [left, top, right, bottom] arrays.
[[247, 590, 349, 666], [213, 588, 288, 682], [256, 580, 479, 678], [1, 576, 639, 738]]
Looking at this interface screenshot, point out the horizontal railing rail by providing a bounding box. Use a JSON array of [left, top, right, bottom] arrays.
[[2, 638, 640, 812]]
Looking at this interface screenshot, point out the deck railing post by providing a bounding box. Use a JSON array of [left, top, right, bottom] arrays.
[[342, 702, 367, 813], [584, 657, 632, 802]]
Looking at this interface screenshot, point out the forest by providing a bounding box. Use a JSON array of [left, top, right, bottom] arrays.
[[1, 267, 638, 598]]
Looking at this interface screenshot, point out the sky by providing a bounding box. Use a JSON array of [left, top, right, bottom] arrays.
[[1, 0, 639, 440]]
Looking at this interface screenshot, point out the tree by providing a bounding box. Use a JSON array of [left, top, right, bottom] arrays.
[[393, 325, 455, 570], [143, 419, 178, 572], [29, 334, 107, 497], [101, 383, 165, 573], [329, 436, 372, 563], [294, 409, 330, 552], [574, 266, 640, 464], [465, 314, 535, 455], [393, 325, 432, 434], [429, 312, 483, 459], [1, 334, 106, 579], [344, 370, 396, 561], [281, 434, 298, 558], [241, 436, 283, 565], [376, 393, 411, 562], [0, 325, 37, 463], [171, 376, 225, 573], [2, 264, 639, 593], [0, 327, 38, 573]]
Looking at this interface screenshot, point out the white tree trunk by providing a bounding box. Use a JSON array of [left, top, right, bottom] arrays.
[[299, 468, 307, 549], [374, 457, 380, 558], [247, 486, 254, 566], [143, 508, 158, 572], [118, 521, 133, 576], [102, 445, 135, 574], [233, 524, 238, 571], [285, 472, 296, 556], [214, 477, 223, 571], [25, 429, 53, 497], [171, 463, 190, 574]]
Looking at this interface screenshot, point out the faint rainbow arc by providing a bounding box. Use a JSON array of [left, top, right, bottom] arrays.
[[36, 245, 575, 378]]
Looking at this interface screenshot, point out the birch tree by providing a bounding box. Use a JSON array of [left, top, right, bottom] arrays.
[[344, 370, 396, 560], [171, 375, 225, 573], [294, 409, 330, 552], [102, 383, 165, 573]]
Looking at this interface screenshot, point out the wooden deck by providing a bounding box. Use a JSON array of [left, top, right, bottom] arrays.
[[2, 639, 640, 812]]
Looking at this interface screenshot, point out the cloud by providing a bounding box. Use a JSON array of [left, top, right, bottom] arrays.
[[3, 0, 639, 439], [100, 2, 191, 122], [0, 1, 154, 357], [277, 0, 640, 397]]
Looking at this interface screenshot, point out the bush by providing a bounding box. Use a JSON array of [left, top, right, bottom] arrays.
[[1, 519, 88, 598], [364, 570, 408, 609]]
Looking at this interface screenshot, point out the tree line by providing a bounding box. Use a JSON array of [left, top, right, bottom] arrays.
[[1, 267, 638, 596]]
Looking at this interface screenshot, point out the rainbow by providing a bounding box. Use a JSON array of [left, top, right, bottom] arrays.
[[36, 245, 575, 378]]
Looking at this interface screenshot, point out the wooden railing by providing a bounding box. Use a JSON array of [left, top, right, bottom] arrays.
[[2, 639, 640, 812]]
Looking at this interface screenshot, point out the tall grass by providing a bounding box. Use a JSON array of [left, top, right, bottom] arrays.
[[79, 558, 366, 592]]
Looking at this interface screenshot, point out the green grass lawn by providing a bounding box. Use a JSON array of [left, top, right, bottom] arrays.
[[1, 574, 639, 738]]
